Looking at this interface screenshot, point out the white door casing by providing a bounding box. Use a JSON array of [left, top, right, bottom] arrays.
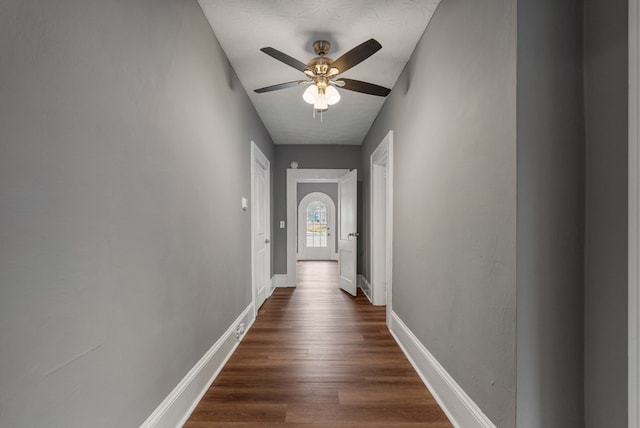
[[251, 142, 270, 314], [298, 192, 336, 260], [338, 169, 358, 296], [370, 130, 394, 316]]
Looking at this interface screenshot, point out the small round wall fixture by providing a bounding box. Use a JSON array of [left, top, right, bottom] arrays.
[[290, 161, 299, 169]]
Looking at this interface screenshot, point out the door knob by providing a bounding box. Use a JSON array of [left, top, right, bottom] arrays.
[[265, 239, 271, 244], [348, 232, 359, 237]]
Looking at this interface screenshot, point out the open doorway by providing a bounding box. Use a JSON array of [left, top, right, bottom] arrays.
[[286, 168, 358, 296], [370, 131, 394, 321]]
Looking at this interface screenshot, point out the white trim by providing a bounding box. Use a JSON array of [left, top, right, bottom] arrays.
[[286, 169, 350, 286], [251, 142, 271, 317], [386, 134, 394, 323], [630, 0, 639, 424], [357, 274, 372, 303], [140, 303, 255, 428], [389, 311, 495, 428], [297, 192, 336, 260], [370, 131, 395, 316], [272, 274, 289, 288]]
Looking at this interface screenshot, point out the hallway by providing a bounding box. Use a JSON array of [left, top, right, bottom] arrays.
[[185, 261, 452, 426]]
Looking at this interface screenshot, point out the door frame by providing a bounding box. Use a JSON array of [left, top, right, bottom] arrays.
[[370, 131, 394, 318], [251, 141, 271, 317], [286, 169, 349, 286], [297, 192, 337, 260]]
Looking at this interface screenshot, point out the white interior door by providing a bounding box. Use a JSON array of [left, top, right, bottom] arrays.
[[251, 143, 270, 312], [338, 169, 358, 296]]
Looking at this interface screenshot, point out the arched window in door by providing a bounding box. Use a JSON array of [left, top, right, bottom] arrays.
[[306, 201, 328, 248]]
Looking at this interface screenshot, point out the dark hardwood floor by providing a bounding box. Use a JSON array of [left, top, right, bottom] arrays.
[[185, 260, 452, 427]]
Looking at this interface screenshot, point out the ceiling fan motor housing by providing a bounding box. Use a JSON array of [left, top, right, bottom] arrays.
[[307, 57, 333, 77], [312, 40, 331, 56]]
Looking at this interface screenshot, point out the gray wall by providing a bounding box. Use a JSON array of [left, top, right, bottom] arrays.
[[0, 1, 274, 427], [361, 0, 517, 425], [297, 183, 338, 207], [516, 0, 586, 426], [297, 183, 339, 251], [273, 145, 361, 274], [584, 0, 628, 425]]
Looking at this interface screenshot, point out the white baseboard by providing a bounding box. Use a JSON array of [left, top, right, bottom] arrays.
[[140, 303, 256, 428], [257, 285, 267, 304], [357, 274, 372, 303], [286, 273, 296, 287], [272, 274, 289, 288], [267, 276, 275, 297], [389, 311, 495, 428]]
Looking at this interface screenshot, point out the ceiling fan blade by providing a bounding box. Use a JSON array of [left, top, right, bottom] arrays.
[[337, 78, 391, 97], [329, 39, 382, 75], [260, 47, 312, 73], [254, 80, 310, 93]]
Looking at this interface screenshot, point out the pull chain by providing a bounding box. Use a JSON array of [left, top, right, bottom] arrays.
[[311, 107, 324, 122]]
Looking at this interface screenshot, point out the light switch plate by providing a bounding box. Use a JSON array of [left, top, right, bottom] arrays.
[[280, 221, 285, 228], [241, 197, 248, 210]]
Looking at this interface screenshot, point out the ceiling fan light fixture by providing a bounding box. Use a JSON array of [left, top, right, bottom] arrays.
[[256, 38, 390, 102], [326, 85, 341, 105], [303, 84, 340, 112], [256, 38, 390, 118], [314, 91, 328, 112], [303, 84, 318, 104]]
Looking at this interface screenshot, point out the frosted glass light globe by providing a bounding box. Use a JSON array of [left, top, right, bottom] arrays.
[[303, 85, 318, 104], [326, 86, 341, 105]]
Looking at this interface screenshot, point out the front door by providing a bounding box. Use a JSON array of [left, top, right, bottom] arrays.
[[298, 192, 335, 260]]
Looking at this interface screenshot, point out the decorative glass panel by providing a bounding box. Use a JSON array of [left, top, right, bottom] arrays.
[[306, 201, 328, 248]]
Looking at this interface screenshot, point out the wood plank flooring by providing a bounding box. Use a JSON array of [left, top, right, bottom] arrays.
[[185, 261, 452, 427]]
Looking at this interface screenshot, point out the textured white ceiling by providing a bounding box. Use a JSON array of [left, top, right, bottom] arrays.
[[198, 0, 440, 145]]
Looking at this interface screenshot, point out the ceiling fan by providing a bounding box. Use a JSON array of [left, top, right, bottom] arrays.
[[254, 39, 391, 112]]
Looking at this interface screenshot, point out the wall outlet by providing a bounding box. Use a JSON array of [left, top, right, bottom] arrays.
[[235, 323, 246, 341]]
